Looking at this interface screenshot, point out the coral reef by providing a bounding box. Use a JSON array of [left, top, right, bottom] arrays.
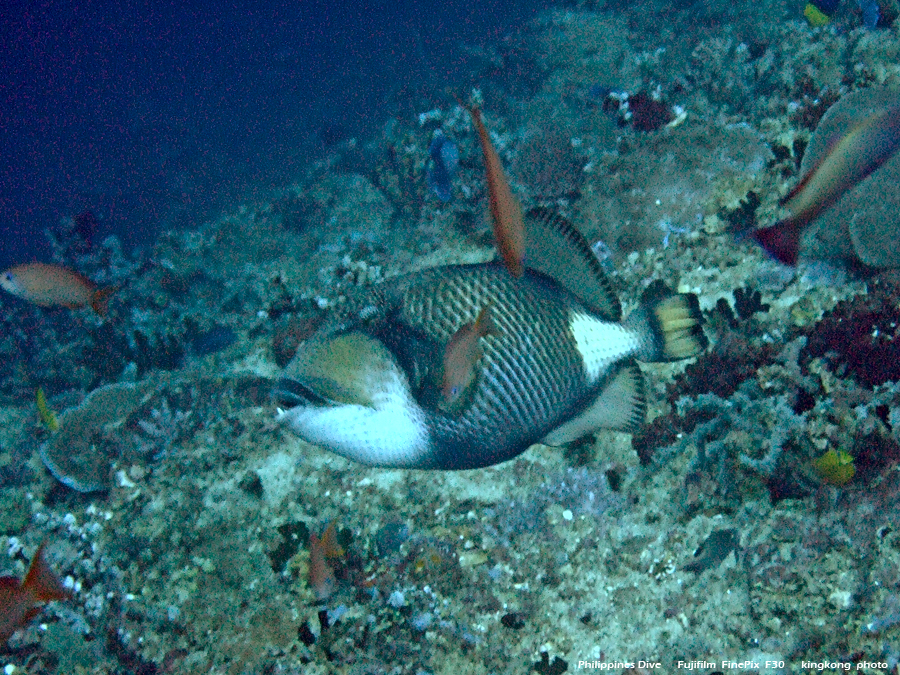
[[9, 0, 900, 672]]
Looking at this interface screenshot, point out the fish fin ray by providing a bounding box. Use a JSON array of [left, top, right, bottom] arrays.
[[523, 208, 621, 320], [626, 282, 707, 362]]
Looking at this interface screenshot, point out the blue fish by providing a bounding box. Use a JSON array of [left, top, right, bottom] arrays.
[[858, 0, 880, 27], [426, 133, 459, 202]]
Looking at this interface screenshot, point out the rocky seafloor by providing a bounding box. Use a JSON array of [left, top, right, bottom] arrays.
[[4, 0, 900, 673]]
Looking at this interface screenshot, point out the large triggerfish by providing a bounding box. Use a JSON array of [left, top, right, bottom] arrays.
[[751, 89, 900, 265], [274, 208, 707, 470]]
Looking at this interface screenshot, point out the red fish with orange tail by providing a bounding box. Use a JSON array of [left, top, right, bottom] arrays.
[[461, 101, 526, 277], [750, 93, 900, 265], [0, 262, 116, 316], [0, 542, 70, 644]]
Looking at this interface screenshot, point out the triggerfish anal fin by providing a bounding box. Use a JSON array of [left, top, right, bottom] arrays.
[[751, 95, 900, 265], [459, 99, 526, 278]]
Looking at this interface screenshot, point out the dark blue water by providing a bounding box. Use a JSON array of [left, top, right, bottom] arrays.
[[0, 0, 547, 268]]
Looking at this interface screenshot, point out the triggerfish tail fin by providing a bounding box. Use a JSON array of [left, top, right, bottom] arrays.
[[625, 282, 708, 363], [750, 217, 806, 266], [90, 286, 117, 317], [23, 543, 70, 603], [459, 98, 526, 278]]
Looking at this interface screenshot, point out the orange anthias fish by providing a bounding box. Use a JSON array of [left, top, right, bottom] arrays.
[[0, 543, 70, 644], [442, 304, 497, 406], [462, 104, 526, 277], [751, 99, 900, 265], [0, 263, 116, 315], [308, 531, 337, 603]]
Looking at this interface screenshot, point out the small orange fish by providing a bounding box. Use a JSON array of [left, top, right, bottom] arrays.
[[308, 531, 337, 603], [319, 521, 345, 559], [462, 103, 526, 277], [0, 542, 70, 644], [442, 304, 497, 405], [751, 100, 900, 265], [0, 263, 115, 315]]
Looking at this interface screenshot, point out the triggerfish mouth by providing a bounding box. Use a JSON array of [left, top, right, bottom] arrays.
[[274, 208, 707, 470], [750, 89, 900, 265]]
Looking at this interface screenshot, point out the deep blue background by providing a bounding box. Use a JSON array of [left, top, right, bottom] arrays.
[[0, 0, 547, 268]]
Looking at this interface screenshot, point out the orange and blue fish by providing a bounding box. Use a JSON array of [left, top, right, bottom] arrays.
[[0, 262, 116, 315], [461, 102, 526, 277], [0, 542, 70, 644], [751, 98, 900, 265]]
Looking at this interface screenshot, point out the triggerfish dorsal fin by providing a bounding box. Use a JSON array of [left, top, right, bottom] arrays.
[[523, 208, 622, 320]]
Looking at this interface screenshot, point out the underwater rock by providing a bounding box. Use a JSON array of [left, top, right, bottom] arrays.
[[798, 87, 900, 267], [39, 381, 152, 492], [512, 127, 585, 200], [578, 122, 770, 253]]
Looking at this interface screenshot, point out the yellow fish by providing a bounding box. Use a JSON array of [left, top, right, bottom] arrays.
[[812, 449, 855, 486], [35, 388, 59, 432], [1, 263, 115, 316]]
